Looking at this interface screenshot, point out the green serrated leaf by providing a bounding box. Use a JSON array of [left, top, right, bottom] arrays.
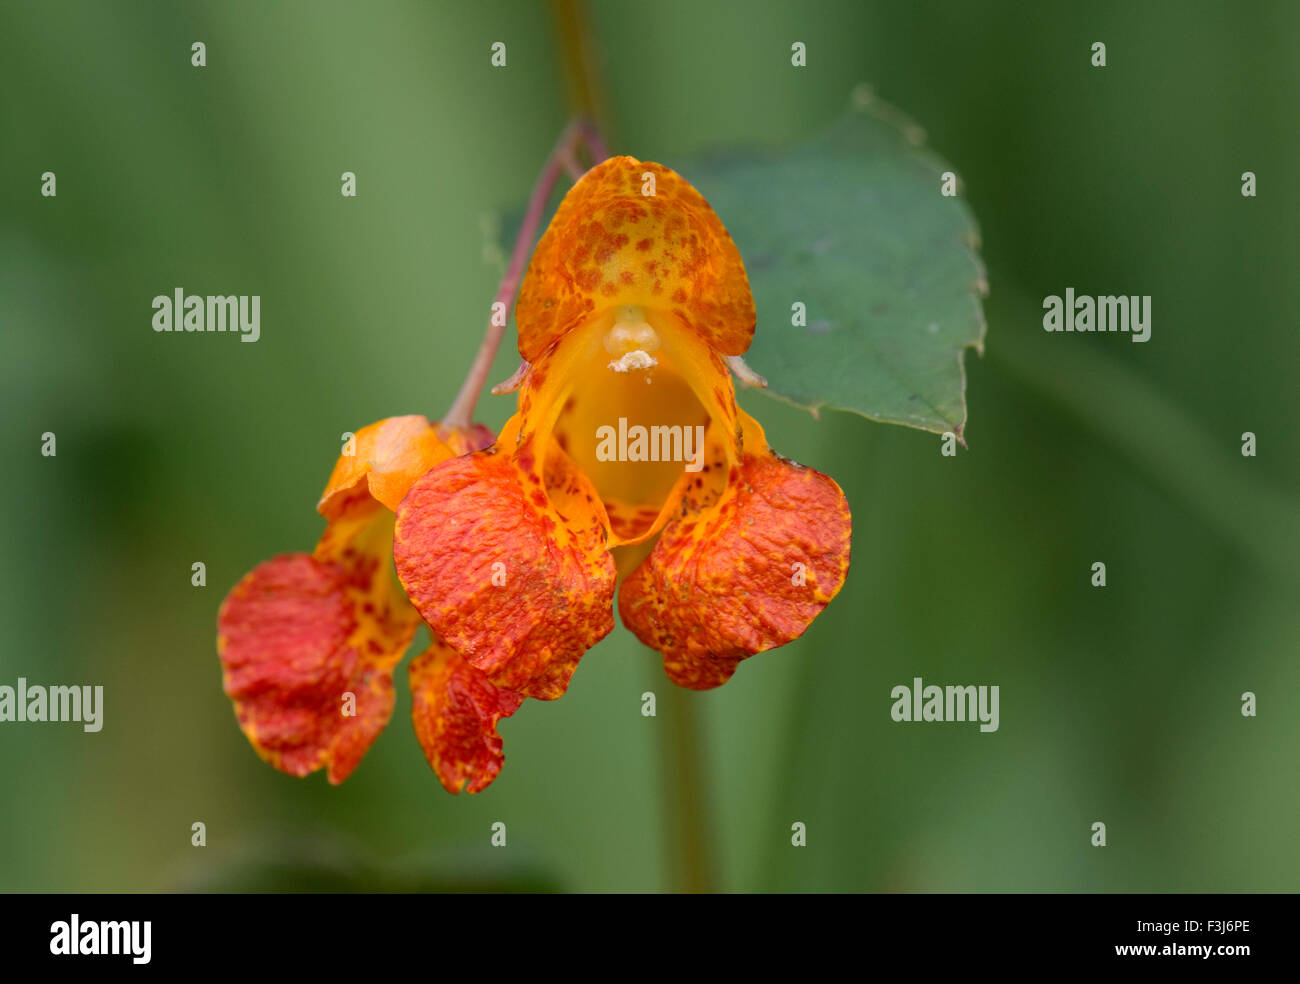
[[679, 91, 987, 436]]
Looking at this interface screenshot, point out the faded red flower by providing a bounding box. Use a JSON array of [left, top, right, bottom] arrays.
[[217, 416, 521, 792]]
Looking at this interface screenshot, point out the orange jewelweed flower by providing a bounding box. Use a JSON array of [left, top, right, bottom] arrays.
[[217, 416, 522, 792], [218, 155, 852, 795], [394, 156, 852, 697]]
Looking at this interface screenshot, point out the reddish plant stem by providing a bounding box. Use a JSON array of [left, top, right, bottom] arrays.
[[441, 119, 604, 434]]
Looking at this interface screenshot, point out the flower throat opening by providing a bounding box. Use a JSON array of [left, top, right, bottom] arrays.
[[551, 306, 715, 543]]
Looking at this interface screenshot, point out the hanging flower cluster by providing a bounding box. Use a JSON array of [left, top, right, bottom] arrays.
[[218, 155, 852, 793]]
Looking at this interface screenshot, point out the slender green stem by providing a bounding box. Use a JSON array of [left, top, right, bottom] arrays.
[[549, 0, 610, 145], [656, 671, 715, 893]]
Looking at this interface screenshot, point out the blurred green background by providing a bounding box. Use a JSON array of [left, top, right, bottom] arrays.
[[2, 0, 1297, 893]]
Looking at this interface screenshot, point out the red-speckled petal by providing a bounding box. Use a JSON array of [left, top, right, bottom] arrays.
[[409, 640, 525, 794], [619, 413, 852, 690], [217, 521, 419, 783], [393, 432, 616, 700]]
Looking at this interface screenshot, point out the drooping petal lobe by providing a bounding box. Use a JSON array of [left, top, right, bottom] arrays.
[[409, 640, 525, 794], [662, 649, 744, 691], [217, 544, 418, 783], [515, 156, 756, 361], [620, 443, 852, 690], [393, 436, 617, 700]]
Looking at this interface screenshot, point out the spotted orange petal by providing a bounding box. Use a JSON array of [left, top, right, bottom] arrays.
[[393, 427, 617, 700], [409, 639, 525, 794], [514, 156, 755, 361], [619, 412, 852, 690]]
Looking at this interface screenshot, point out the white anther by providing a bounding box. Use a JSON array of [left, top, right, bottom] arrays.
[[608, 350, 657, 373]]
